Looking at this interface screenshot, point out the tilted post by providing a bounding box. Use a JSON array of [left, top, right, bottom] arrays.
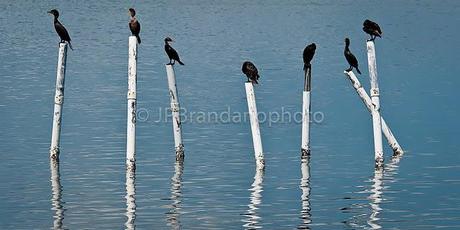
[[50, 43, 68, 160], [344, 71, 404, 155], [166, 65, 184, 160], [245, 82, 264, 166]]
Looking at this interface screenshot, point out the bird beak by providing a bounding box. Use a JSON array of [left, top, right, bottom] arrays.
[[47, 11, 52, 14]]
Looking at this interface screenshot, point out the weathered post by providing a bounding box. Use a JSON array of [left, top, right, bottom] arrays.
[[50, 43, 68, 160], [166, 64, 184, 160], [126, 36, 137, 170], [245, 82, 264, 166]]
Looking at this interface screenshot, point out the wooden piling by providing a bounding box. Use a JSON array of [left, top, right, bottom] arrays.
[[50, 43, 68, 160], [166, 64, 184, 160]]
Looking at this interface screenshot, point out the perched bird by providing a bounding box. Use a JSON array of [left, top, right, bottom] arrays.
[[48, 9, 73, 50], [303, 43, 316, 72], [363, 19, 382, 41], [164, 37, 184, 65], [128, 8, 141, 44], [242, 61, 260, 84], [344, 38, 361, 74]]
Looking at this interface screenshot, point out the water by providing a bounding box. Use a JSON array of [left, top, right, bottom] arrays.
[[1, 0, 460, 229]]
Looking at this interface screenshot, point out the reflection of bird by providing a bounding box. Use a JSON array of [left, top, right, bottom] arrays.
[[242, 61, 260, 84], [128, 8, 141, 44], [164, 37, 184, 65], [363, 19, 382, 41], [48, 9, 73, 50], [344, 38, 361, 74], [303, 43, 316, 72]]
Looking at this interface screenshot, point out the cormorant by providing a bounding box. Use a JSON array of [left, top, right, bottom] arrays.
[[164, 37, 184, 65], [363, 19, 382, 41], [303, 43, 316, 71], [344, 38, 361, 74], [242, 61, 260, 84], [128, 8, 141, 44], [48, 9, 73, 50]]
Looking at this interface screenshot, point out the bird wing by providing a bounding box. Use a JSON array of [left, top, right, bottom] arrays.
[[55, 21, 71, 41], [129, 19, 140, 35], [345, 50, 358, 67]]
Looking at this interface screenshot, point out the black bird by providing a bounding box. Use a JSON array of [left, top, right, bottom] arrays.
[[128, 8, 141, 44], [303, 43, 316, 72], [242, 61, 260, 84], [48, 9, 73, 50], [164, 37, 184, 65], [363, 19, 382, 41], [344, 38, 361, 74]]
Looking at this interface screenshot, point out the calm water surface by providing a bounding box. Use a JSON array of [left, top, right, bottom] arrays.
[[1, 0, 459, 229]]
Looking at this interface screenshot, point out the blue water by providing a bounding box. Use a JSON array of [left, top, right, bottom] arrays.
[[1, 0, 460, 229]]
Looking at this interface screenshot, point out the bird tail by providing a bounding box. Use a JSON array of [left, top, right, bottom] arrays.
[[68, 41, 73, 50], [303, 63, 311, 72], [136, 35, 141, 44], [356, 67, 362, 74], [177, 60, 185, 65]]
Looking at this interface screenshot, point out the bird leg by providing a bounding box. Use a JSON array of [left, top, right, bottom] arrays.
[[346, 66, 352, 72]]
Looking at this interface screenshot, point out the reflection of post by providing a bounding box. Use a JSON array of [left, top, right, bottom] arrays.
[[243, 164, 264, 229], [125, 168, 136, 230], [50, 159, 65, 229], [299, 157, 311, 229], [367, 167, 383, 229], [166, 160, 184, 229]]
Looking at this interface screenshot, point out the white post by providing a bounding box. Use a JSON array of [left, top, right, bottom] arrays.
[[50, 159, 64, 229], [344, 71, 404, 155], [125, 168, 136, 230], [245, 82, 264, 166], [301, 68, 311, 157], [166, 65, 184, 160], [299, 157, 311, 228], [367, 41, 384, 166], [126, 36, 137, 170], [50, 43, 68, 160]]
